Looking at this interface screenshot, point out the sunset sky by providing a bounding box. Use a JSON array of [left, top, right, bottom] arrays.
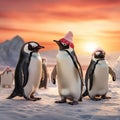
[[0, 0, 120, 54]]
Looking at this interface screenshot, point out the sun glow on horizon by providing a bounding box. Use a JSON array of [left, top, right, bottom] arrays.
[[84, 42, 98, 53]]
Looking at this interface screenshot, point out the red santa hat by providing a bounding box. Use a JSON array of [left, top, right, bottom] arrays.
[[59, 31, 74, 48]]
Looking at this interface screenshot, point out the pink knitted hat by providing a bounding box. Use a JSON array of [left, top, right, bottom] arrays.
[[59, 31, 74, 48]]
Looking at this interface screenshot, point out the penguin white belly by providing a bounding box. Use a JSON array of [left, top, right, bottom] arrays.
[[56, 51, 81, 100], [89, 61, 109, 98], [24, 54, 42, 97]]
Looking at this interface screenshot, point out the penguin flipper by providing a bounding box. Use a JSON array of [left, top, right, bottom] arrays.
[[89, 60, 100, 90], [16, 52, 31, 88], [85, 60, 98, 91], [22, 62, 29, 87], [109, 66, 116, 81]]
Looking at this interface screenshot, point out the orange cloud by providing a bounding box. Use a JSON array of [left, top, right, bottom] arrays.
[[0, 0, 120, 22], [0, 0, 120, 53]]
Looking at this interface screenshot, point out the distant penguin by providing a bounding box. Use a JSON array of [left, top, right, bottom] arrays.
[[7, 41, 44, 101], [83, 48, 116, 100], [1, 66, 14, 88], [39, 58, 48, 89], [51, 31, 83, 105]]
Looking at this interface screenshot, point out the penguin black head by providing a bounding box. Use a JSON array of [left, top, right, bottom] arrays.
[[23, 41, 44, 53], [53, 31, 74, 50], [53, 40, 69, 50], [93, 49, 105, 59]]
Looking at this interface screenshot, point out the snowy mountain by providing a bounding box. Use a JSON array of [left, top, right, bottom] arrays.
[[0, 36, 24, 69]]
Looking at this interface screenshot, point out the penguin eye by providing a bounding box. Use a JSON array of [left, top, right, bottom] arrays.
[[32, 46, 36, 48], [61, 42, 67, 46]]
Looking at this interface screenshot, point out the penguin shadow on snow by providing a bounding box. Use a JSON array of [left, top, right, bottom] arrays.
[[7, 41, 45, 101]]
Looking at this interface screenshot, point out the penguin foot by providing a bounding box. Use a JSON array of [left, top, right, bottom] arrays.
[[33, 97, 41, 101], [91, 97, 101, 101], [55, 99, 66, 103], [68, 101, 78, 105], [25, 98, 37, 101], [102, 95, 111, 99], [30, 94, 41, 101]]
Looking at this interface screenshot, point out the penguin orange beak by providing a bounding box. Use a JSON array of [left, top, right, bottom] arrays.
[[53, 40, 58, 42], [53, 40, 60, 44], [39, 45, 45, 49], [33, 45, 44, 52]]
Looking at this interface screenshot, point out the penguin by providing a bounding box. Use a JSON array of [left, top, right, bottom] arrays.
[[51, 31, 83, 105], [39, 58, 48, 89], [7, 41, 44, 101], [83, 49, 116, 100], [1, 66, 13, 88]]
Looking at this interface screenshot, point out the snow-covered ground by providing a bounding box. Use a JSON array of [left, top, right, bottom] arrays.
[[0, 72, 119, 120], [0, 51, 120, 120]]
